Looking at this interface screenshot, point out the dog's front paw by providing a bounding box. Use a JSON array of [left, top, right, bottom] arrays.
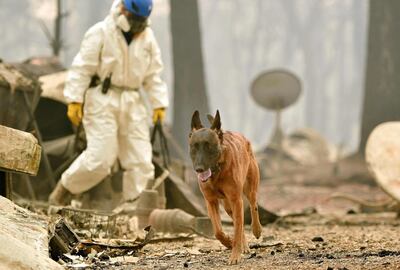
[[229, 251, 242, 265], [242, 236, 250, 254], [242, 243, 250, 254]]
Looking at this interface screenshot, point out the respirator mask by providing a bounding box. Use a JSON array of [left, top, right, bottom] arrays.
[[117, 13, 148, 34]]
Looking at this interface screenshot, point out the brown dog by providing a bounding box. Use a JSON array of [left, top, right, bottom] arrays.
[[189, 110, 262, 264]]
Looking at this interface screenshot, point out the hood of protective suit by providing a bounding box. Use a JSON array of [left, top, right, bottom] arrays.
[[111, 0, 123, 13]]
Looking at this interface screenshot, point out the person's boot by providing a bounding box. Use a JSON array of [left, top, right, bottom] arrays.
[[48, 181, 71, 206]]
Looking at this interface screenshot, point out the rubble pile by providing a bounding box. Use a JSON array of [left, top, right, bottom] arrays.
[[0, 196, 62, 270]]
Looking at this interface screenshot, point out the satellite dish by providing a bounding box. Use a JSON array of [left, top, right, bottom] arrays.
[[251, 69, 301, 110], [250, 69, 302, 146]]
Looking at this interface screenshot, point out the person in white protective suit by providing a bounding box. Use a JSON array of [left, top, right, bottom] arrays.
[[48, 0, 169, 205]]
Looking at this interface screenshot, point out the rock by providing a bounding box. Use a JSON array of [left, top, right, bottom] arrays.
[[282, 128, 336, 166], [365, 122, 400, 202], [248, 252, 257, 259], [312, 236, 324, 242], [257, 128, 338, 179], [326, 254, 335, 259]]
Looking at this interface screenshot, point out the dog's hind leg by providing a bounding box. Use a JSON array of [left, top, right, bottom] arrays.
[[247, 192, 262, 239], [206, 199, 232, 249], [244, 160, 262, 239]]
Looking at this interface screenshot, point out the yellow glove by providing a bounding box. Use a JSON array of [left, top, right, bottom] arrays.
[[152, 107, 166, 124], [67, 102, 83, 126]]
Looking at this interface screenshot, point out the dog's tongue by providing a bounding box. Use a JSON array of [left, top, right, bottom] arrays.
[[197, 168, 212, 182]]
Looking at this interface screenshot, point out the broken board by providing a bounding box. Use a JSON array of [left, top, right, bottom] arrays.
[[0, 124, 41, 175]]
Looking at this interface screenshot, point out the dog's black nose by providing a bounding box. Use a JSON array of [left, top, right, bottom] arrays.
[[195, 168, 205, 173]]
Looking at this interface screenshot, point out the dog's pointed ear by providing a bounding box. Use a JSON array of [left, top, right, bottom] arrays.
[[206, 114, 214, 125], [210, 110, 221, 131], [191, 110, 203, 131]]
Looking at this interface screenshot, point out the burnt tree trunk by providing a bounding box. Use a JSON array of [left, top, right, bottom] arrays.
[[53, 0, 63, 56], [170, 0, 209, 158], [0, 171, 6, 198], [359, 0, 400, 154]]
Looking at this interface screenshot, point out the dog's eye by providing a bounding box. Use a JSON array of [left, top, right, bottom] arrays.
[[203, 142, 211, 150], [204, 142, 216, 152]]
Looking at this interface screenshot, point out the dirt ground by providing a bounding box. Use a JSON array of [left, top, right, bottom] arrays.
[[61, 178, 400, 270], [69, 212, 400, 270]]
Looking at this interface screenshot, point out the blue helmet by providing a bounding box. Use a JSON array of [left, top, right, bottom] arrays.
[[123, 0, 153, 18]]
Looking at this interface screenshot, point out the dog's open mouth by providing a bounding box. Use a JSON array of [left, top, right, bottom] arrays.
[[197, 168, 212, 182]]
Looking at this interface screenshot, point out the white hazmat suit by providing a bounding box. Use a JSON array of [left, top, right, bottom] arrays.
[[61, 1, 169, 201]]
